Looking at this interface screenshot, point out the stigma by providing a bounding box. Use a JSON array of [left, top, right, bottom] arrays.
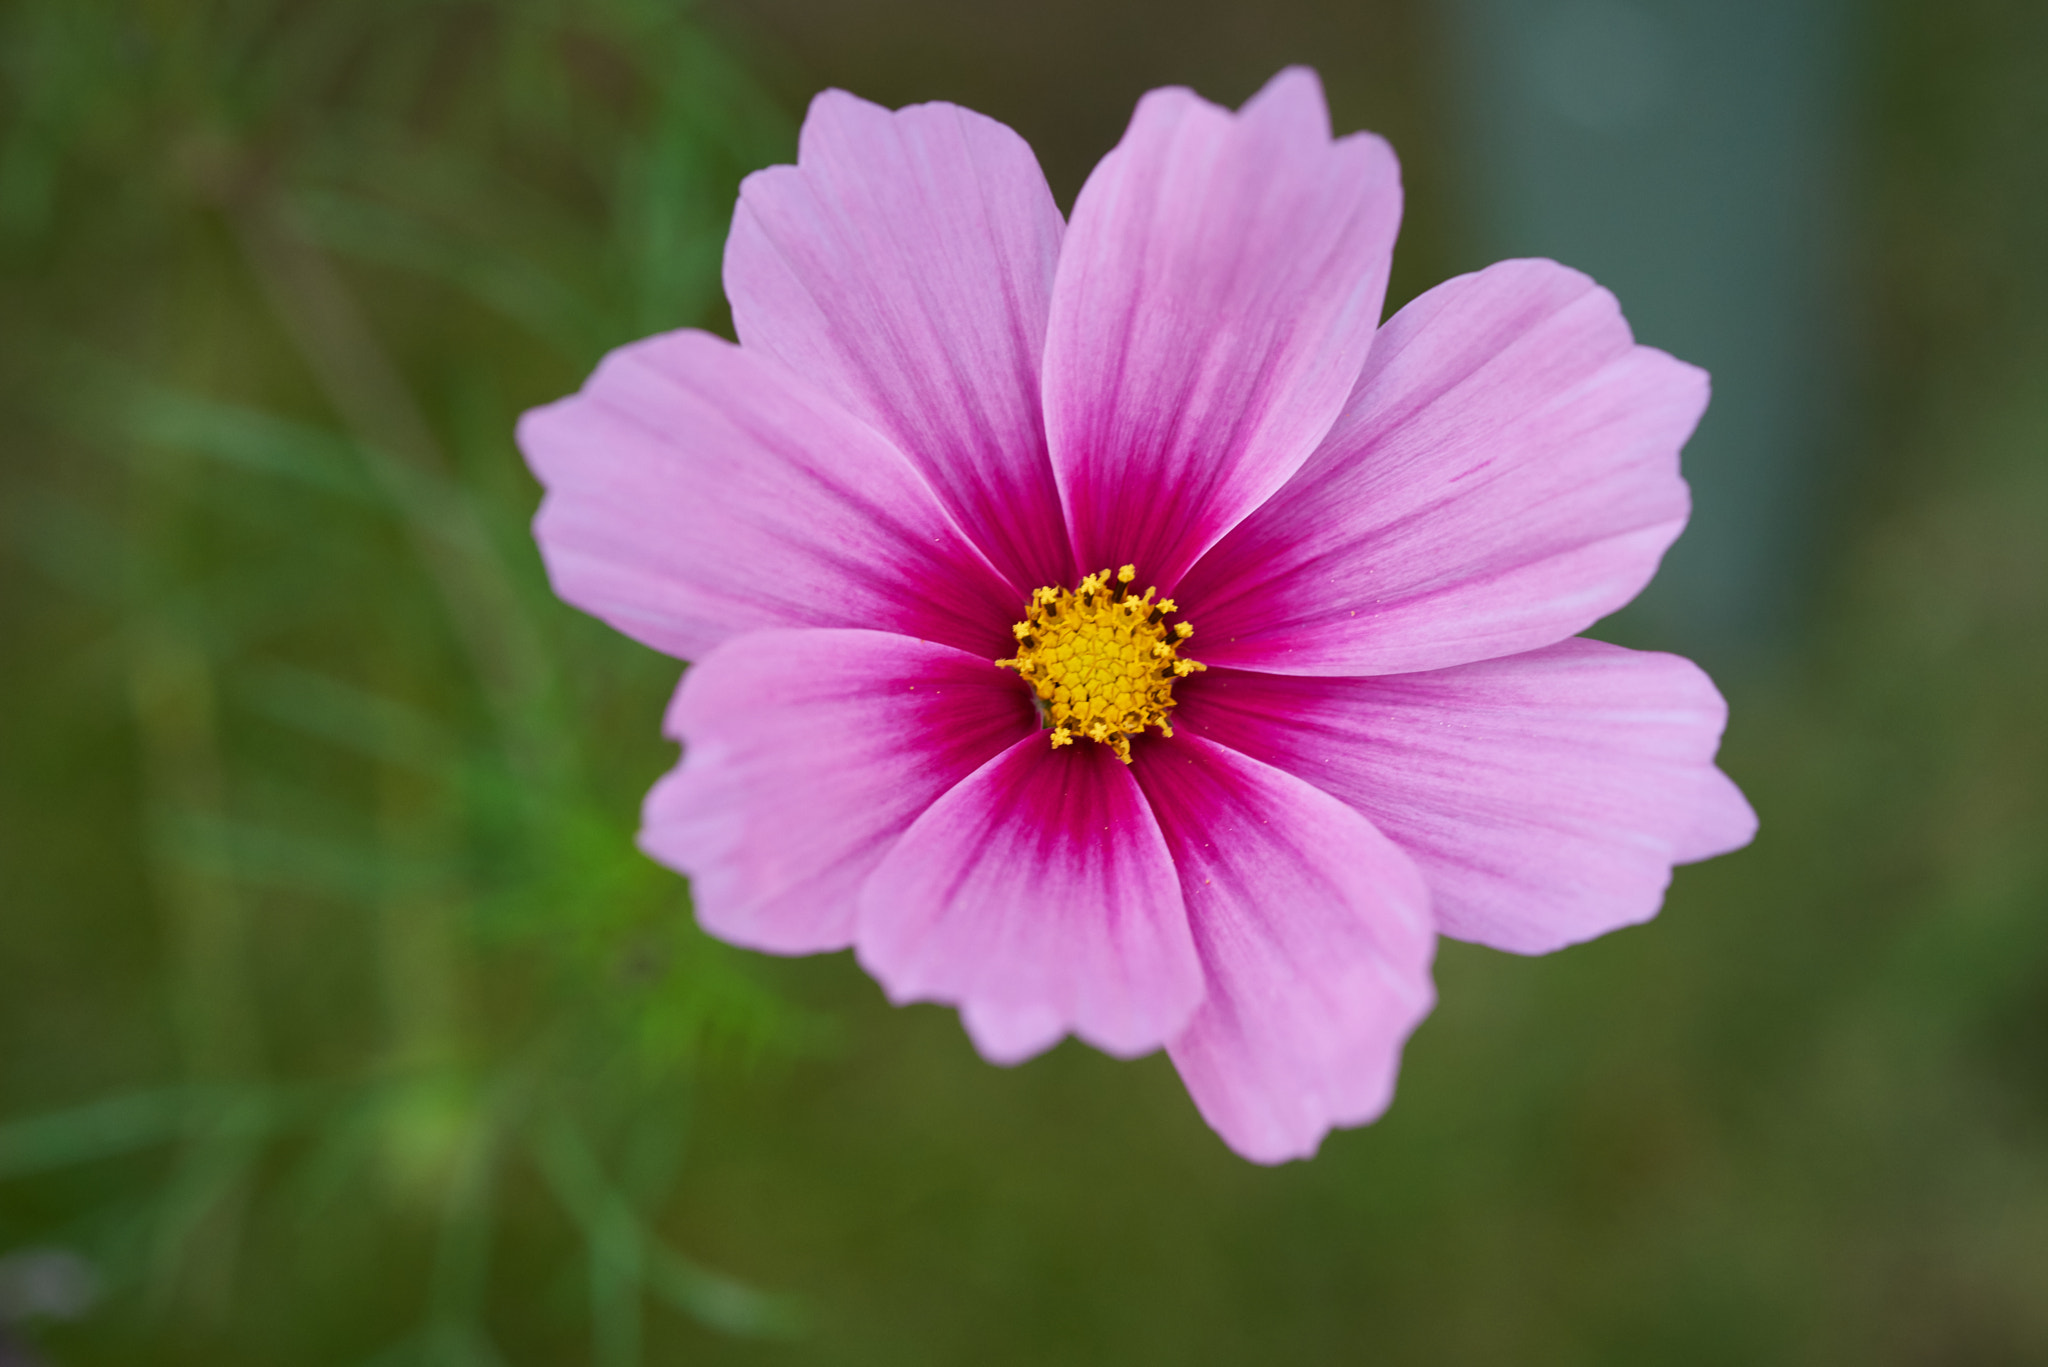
[[995, 564, 1205, 764]]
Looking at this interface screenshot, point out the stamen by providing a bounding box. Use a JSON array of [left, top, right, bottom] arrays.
[[994, 564, 1206, 764]]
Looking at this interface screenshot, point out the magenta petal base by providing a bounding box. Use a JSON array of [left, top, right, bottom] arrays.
[[859, 738, 1201, 1064]]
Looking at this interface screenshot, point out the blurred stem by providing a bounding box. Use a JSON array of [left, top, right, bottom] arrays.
[[533, 1116, 645, 1367], [127, 621, 256, 1085], [374, 637, 464, 1074], [124, 499, 257, 1315], [218, 173, 561, 786], [371, 630, 477, 1213], [533, 1108, 803, 1344], [423, 1074, 519, 1366]]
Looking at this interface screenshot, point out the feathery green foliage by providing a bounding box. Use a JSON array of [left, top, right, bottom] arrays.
[[1, 1, 811, 1361]]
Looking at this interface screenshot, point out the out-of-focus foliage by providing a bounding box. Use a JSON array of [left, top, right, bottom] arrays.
[[0, 1, 813, 1362], [3, 0, 2046, 1364]]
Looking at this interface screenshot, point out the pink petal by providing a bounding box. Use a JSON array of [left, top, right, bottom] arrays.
[[1178, 258, 1705, 675], [1677, 766, 1762, 864], [1134, 736, 1435, 1164], [642, 629, 1033, 954], [857, 738, 1201, 1065], [1044, 67, 1403, 590], [1176, 638, 1757, 955], [726, 91, 1074, 590], [519, 329, 1017, 663]]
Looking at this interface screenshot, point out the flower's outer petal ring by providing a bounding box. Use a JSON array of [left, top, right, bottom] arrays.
[[520, 329, 1017, 664], [727, 91, 1074, 592], [1044, 67, 1402, 590], [1136, 735, 1435, 1164], [1176, 639, 1757, 955], [857, 736, 1202, 1066], [1178, 258, 1703, 675], [644, 629, 1034, 954]]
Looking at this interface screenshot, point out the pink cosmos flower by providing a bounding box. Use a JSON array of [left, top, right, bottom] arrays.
[[517, 68, 1757, 1162]]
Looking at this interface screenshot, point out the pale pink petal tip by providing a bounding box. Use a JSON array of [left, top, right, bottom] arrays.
[[1677, 765, 1759, 864], [1242, 65, 1335, 139]]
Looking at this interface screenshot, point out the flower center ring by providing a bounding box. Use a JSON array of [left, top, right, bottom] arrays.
[[996, 564, 1205, 763]]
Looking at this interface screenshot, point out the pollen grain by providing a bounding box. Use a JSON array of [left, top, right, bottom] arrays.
[[995, 564, 1205, 764]]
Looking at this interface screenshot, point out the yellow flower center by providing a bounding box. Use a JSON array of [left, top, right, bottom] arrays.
[[996, 564, 1205, 764]]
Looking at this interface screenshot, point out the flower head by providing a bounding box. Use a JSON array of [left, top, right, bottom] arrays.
[[517, 68, 1756, 1162]]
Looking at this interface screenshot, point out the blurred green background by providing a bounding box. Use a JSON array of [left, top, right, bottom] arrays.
[[2, 0, 2044, 1363]]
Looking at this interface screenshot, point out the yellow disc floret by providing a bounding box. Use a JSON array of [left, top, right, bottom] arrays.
[[996, 564, 1206, 763]]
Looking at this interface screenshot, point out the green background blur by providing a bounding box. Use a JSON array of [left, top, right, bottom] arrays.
[[3, 1, 2045, 1363]]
